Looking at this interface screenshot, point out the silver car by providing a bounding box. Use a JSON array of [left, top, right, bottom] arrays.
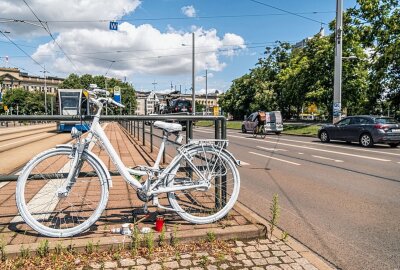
[[318, 115, 400, 147]]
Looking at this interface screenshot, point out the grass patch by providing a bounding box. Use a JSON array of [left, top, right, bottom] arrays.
[[196, 121, 242, 130], [282, 124, 319, 136]]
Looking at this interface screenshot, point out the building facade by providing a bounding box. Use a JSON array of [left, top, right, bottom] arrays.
[[135, 91, 159, 115], [0, 67, 64, 94]]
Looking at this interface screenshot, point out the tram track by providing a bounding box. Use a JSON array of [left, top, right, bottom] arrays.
[[0, 126, 56, 144]]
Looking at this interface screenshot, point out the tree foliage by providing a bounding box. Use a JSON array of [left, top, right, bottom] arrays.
[[1, 88, 53, 115], [220, 1, 398, 120]]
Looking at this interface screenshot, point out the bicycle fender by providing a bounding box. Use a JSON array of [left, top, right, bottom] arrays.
[[55, 144, 112, 188], [181, 144, 241, 167]]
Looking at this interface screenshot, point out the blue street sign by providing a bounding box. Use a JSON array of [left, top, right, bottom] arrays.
[[109, 21, 118, 31], [114, 86, 121, 103]]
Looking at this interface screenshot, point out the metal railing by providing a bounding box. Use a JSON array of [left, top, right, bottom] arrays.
[[0, 114, 227, 182]]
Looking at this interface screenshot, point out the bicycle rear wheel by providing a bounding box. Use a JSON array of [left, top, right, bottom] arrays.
[[260, 125, 266, 139], [168, 146, 240, 224], [16, 148, 109, 237]]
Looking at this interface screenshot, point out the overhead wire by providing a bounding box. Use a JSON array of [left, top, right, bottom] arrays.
[[248, 0, 328, 25], [22, 0, 81, 74]]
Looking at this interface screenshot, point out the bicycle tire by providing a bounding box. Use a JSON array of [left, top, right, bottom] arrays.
[[16, 148, 109, 237], [252, 126, 258, 138], [167, 146, 240, 224], [260, 125, 267, 139]]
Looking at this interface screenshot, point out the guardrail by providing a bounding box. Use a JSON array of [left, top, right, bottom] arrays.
[[0, 114, 226, 182]]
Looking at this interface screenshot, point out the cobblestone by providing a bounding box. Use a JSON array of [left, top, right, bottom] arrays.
[[83, 238, 324, 270]]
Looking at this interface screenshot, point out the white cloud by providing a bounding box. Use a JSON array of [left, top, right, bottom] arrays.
[[181, 5, 196, 18], [0, 0, 141, 36], [196, 72, 214, 82], [32, 23, 246, 77]]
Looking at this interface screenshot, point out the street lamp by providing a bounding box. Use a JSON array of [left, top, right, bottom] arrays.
[[204, 69, 208, 114], [333, 0, 343, 123], [40, 66, 48, 114]]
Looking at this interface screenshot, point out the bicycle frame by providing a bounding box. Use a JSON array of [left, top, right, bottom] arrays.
[[76, 97, 209, 197]]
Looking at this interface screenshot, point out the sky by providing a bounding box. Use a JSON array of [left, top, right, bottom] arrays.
[[0, 0, 357, 94]]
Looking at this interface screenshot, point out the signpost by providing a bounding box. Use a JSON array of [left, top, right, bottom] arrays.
[[114, 86, 121, 103], [109, 21, 118, 31]]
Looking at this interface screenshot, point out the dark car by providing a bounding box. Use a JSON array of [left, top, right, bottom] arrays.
[[318, 115, 400, 147], [165, 99, 192, 114]]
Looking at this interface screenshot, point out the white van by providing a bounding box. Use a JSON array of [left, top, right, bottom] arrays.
[[242, 111, 283, 134]]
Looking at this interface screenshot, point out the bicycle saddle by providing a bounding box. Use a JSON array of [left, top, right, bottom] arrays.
[[154, 121, 182, 133]]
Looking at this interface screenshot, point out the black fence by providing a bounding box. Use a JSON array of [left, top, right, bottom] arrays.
[[0, 114, 227, 182]]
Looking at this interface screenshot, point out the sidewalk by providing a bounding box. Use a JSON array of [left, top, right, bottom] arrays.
[[0, 123, 333, 269]]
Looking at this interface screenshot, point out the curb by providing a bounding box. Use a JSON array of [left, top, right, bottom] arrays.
[[233, 201, 335, 270]]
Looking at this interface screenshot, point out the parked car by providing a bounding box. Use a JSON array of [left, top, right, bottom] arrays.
[[242, 111, 283, 135], [318, 115, 400, 147]]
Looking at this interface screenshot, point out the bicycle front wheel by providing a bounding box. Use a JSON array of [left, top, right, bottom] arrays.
[[260, 125, 266, 139], [16, 148, 109, 237], [168, 146, 240, 224]]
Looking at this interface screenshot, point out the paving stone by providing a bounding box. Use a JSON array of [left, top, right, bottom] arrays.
[[235, 240, 245, 247], [280, 245, 292, 251], [242, 259, 254, 267], [208, 257, 216, 263], [89, 262, 101, 269], [269, 244, 280, 250], [247, 240, 257, 245], [295, 258, 310, 266], [189, 267, 203, 270], [261, 251, 271, 257], [286, 251, 301, 259], [255, 244, 269, 251], [281, 256, 295, 263], [281, 265, 294, 270], [233, 247, 244, 254], [266, 257, 281, 264], [231, 262, 243, 267], [272, 250, 286, 257], [258, 239, 272, 244], [219, 263, 229, 269], [119, 258, 135, 267], [136, 258, 150, 265], [244, 246, 257, 252], [251, 267, 264, 270], [181, 254, 192, 259], [225, 255, 234, 261], [196, 252, 209, 257], [147, 263, 162, 270], [265, 266, 281, 270], [163, 261, 179, 269], [303, 264, 319, 270], [180, 259, 192, 267], [290, 262, 303, 270], [252, 258, 267, 266], [104, 261, 118, 269], [207, 266, 218, 270], [235, 253, 247, 260], [192, 259, 200, 266], [247, 251, 262, 259]]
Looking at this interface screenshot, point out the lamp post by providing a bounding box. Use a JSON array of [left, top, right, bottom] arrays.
[[40, 66, 48, 115], [333, 0, 343, 123], [182, 33, 196, 114], [204, 69, 208, 114]]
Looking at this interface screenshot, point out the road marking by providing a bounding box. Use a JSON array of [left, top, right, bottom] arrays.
[[0, 182, 8, 189], [249, 151, 301, 166], [261, 136, 400, 157], [257, 146, 287, 152], [298, 152, 304, 155], [194, 129, 214, 134], [0, 134, 50, 148], [240, 161, 250, 166], [228, 134, 391, 162], [312, 155, 343, 163]]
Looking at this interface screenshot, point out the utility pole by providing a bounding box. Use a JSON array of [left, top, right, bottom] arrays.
[[333, 0, 343, 123], [40, 66, 48, 114], [192, 32, 196, 115], [205, 69, 208, 114]]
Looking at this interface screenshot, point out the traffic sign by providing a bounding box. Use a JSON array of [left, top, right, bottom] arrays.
[[114, 86, 121, 103], [3, 105, 8, 111], [109, 21, 118, 31], [308, 103, 317, 113]]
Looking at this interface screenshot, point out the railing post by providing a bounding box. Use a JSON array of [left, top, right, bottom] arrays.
[[150, 122, 153, 152], [220, 117, 227, 206], [142, 121, 145, 146], [186, 120, 190, 143], [189, 120, 193, 140], [214, 119, 221, 209], [137, 121, 139, 140]]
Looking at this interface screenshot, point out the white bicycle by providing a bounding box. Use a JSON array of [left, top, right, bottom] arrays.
[[15, 87, 240, 237]]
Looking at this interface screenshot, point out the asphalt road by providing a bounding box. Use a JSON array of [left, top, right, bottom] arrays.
[[188, 126, 400, 270]]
